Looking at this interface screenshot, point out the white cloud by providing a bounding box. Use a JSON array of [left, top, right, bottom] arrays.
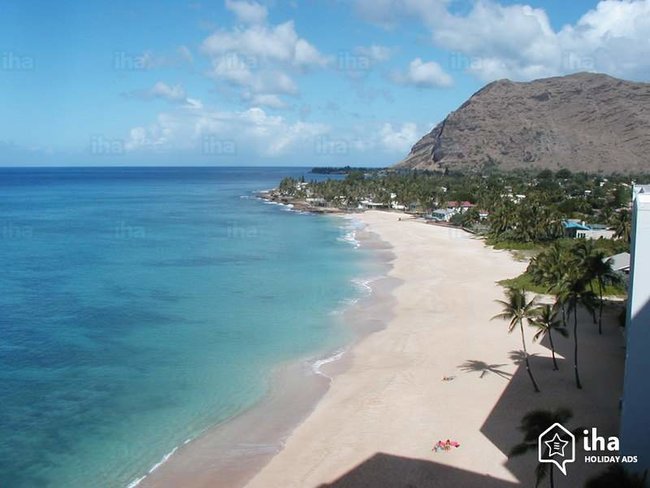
[[326, 120, 425, 155], [210, 53, 255, 85], [431, 2, 563, 81], [122, 100, 430, 163], [125, 105, 329, 157], [392, 58, 453, 88], [125, 114, 180, 151], [355, 0, 650, 82], [133, 46, 194, 70], [354, 44, 393, 63], [435, 0, 650, 81], [149, 82, 187, 102], [246, 93, 287, 109], [555, 0, 650, 80], [202, 19, 328, 105], [127, 82, 203, 110], [379, 122, 421, 153], [225, 0, 268, 24], [202, 21, 328, 68]]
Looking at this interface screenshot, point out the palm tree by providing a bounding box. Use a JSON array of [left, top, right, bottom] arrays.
[[528, 242, 571, 326], [557, 275, 597, 389], [531, 304, 568, 371], [492, 287, 540, 393], [585, 464, 647, 488], [488, 201, 516, 239], [572, 239, 599, 325], [510, 408, 578, 488], [611, 209, 632, 242], [588, 253, 620, 334]]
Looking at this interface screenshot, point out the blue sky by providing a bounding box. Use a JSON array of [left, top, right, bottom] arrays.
[[1, 0, 649, 166]]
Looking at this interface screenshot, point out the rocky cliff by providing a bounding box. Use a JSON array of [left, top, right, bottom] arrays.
[[397, 73, 650, 173]]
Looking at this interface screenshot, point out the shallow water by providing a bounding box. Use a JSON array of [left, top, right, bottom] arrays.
[[0, 167, 370, 488]]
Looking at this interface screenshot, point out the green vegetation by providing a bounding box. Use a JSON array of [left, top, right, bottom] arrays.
[[278, 169, 635, 390], [501, 238, 627, 298], [502, 272, 626, 298], [531, 304, 568, 371], [492, 287, 542, 393], [277, 167, 640, 252], [486, 238, 543, 251], [499, 274, 550, 294], [497, 238, 625, 392]]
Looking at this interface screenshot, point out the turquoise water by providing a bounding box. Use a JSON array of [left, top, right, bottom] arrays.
[[0, 167, 367, 488]]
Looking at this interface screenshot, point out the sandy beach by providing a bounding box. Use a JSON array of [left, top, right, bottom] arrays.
[[143, 210, 625, 488], [242, 211, 625, 488]]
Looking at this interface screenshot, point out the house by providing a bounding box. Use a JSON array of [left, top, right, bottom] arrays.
[[576, 228, 616, 240], [563, 220, 615, 239], [430, 208, 456, 222], [359, 200, 388, 209], [563, 220, 591, 238], [443, 201, 476, 217], [446, 201, 475, 212], [306, 197, 326, 207], [620, 190, 650, 470], [607, 252, 631, 274]]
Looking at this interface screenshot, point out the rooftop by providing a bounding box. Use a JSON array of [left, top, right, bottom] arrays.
[[563, 220, 591, 230], [607, 252, 630, 272]]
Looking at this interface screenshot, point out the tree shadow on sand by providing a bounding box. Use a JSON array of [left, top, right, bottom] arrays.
[[508, 350, 539, 365], [458, 360, 513, 380]]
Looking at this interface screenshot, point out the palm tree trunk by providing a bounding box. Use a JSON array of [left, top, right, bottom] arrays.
[[588, 281, 597, 324], [561, 303, 567, 328], [573, 305, 583, 389], [548, 330, 559, 371], [549, 464, 555, 488], [520, 323, 540, 392], [598, 277, 604, 335]]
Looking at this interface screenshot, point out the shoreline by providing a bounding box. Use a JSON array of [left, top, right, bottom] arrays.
[[137, 214, 398, 488], [243, 210, 625, 488], [140, 209, 625, 488]]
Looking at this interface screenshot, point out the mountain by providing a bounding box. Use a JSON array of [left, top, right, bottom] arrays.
[[397, 72, 650, 173]]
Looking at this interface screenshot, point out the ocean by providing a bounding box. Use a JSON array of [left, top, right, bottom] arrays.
[[0, 167, 372, 488]]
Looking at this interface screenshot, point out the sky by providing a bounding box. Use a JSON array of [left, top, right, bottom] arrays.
[[1, 0, 649, 167]]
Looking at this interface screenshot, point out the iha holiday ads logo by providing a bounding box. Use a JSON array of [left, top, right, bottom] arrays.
[[538, 423, 638, 476]]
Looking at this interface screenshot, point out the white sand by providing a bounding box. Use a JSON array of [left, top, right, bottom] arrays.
[[243, 211, 625, 488]]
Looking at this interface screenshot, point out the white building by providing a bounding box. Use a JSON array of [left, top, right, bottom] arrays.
[[430, 208, 456, 222], [620, 189, 650, 469], [607, 252, 631, 274], [633, 184, 650, 199], [358, 200, 388, 209], [575, 228, 616, 239]]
